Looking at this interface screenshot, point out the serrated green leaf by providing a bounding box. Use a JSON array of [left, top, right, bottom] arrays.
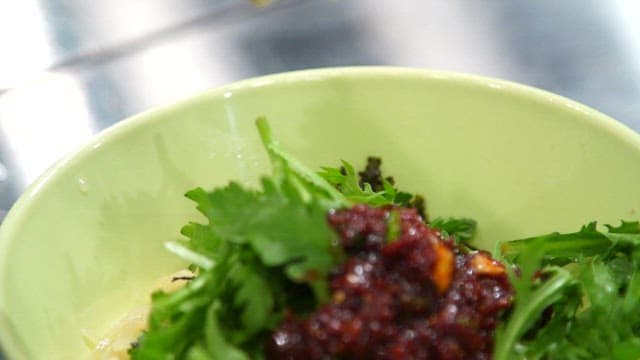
[[203, 302, 250, 360], [606, 220, 640, 234], [429, 217, 477, 244], [497, 220, 640, 359], [229, 265, 274, 336], [132, 118, 350, 359]]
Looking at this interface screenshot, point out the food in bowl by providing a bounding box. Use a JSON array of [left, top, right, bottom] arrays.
[[4, 67, 640, 360], [91, 119, 640, 360]]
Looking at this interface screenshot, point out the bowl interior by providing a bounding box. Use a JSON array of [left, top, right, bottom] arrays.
[[2, 68, 640, 359]]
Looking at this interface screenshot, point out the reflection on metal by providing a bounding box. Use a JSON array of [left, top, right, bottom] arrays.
[[0, 161, 6, 219], [0, 73, 94, 184], [0, 162, 6, 183], [0, 0, 53, 89], [610, 0, 640, 70], [124, 40, 233, 107]]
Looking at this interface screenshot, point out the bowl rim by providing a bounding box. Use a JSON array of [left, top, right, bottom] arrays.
[[1, 65, 639, 358]]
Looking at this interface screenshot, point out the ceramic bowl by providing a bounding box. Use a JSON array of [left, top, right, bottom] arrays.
[[1, 67, 640, 359]]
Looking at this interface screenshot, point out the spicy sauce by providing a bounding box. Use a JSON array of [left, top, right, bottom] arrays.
[[268, 205, 512, 360]]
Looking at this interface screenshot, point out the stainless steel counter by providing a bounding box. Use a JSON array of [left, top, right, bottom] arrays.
[[1, 0, 640, 215]]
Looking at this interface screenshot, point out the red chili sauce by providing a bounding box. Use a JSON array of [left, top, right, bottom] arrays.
[[268, 204, 513, 360]]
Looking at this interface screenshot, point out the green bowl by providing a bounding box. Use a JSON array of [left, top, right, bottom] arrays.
[[1, 67, 640, 359]]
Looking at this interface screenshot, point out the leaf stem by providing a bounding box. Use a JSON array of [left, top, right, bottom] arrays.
[[493, 267, 575, 360], [255, 117, 347, 206]]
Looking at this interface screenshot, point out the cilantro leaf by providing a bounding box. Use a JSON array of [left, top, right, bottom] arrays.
[[495, 221, 640, 359], [429, 217, 477, 244], [131, 118, 344, 359], [255, 117, 347, 208], [201, 301, 251, 360], [499, 222, 611, 264], [494, 265, 578, 360], [318, 159, 425, 216], [318, 160, 392, 206], [606, 220, 640, 234], [193, 177, 339, 280]]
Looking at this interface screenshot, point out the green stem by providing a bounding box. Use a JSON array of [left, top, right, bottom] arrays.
[[500, 233, 611, 262], [493, 267, 575, 360], [255, 117, 347, 206]]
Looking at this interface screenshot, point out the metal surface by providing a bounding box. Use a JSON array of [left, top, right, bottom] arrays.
[[2, 0, 640, 215]]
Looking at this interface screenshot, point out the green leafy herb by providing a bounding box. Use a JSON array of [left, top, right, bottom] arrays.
[[500, 222, 610, 265], [182, 179, 337, 281], [318, 160, 395, 206], [130, 118, 346, 359], [495, 221, 640, 360], [429, 217, 477, 244], [129, 115, 640, 360], [318, 158, 423, 214]]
